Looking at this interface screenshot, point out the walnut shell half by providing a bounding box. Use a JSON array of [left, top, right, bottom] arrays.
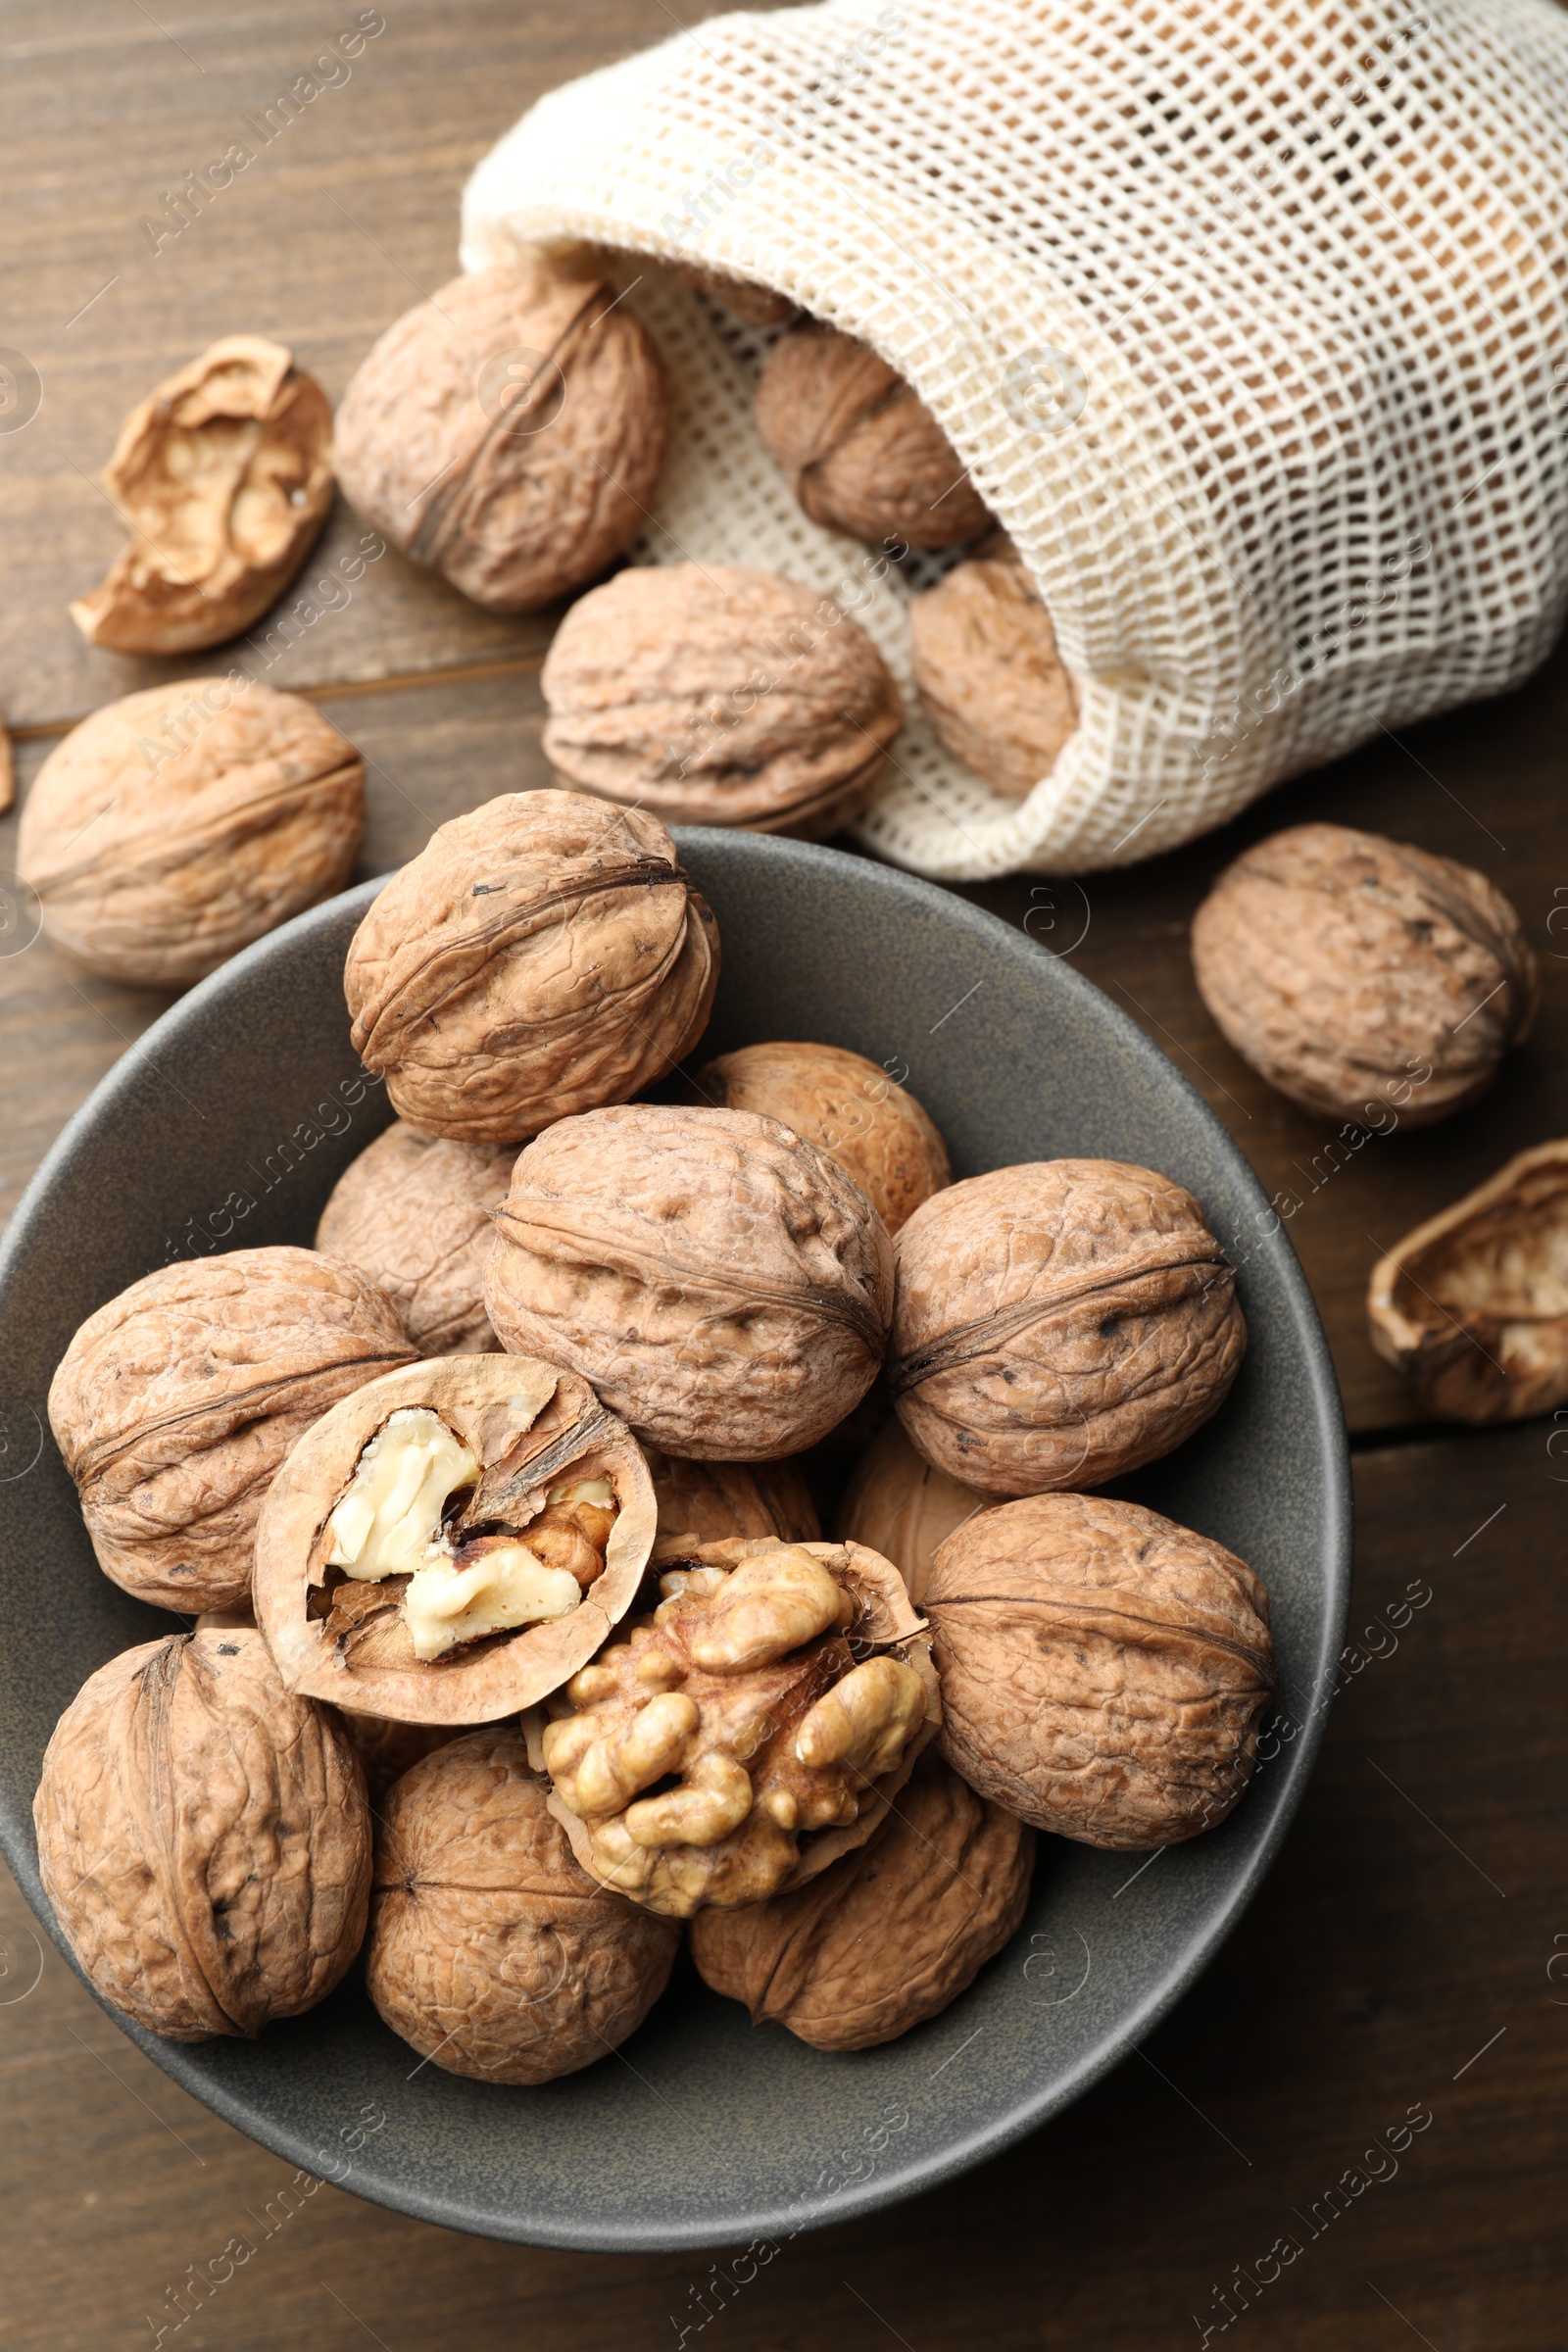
[[316, 1121, 514, 1355], [908, 553, 1078, 800], [644, 1446, 820, 1561], [33, 1629, 369, 2040], [837, 1417, 990, 1603], [690, 1041, 952, 1233]]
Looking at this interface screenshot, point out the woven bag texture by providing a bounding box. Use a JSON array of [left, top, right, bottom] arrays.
[[462, 0, 1568, 881]]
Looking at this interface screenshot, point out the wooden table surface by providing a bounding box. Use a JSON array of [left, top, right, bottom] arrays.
[[2, 7, 1565, 2347]]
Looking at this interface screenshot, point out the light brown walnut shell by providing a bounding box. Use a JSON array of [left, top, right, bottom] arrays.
[[366, 1728, 678, 2084], [71, 336, 333, 655], [340, 1712, 462, 1805], [539, 563, 904, 837], [48, 1247, 416, 1613], [908, 554, 1078, 800], [316, 1122, 514, 1355], [690, 1040, 951, 1233], [691, 1753, 1034, 2048], [837, 1417, 990, 1603], [333, 263, 667, 613], [484, 1103, 895, 1459], [890, 1160, 1246, 1497], [671, 262, 798, 326], [928, 1493, 1275, 1849], [33, 1629, 369, 2041], [644, 1446, 820, 1561], [344, 790, 718, 1145], [1191, 823, 1539, 1125], [18, 680, 365, 987]]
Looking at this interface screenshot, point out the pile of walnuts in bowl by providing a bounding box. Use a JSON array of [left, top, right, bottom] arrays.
[[32, 784, 1279, 2085]]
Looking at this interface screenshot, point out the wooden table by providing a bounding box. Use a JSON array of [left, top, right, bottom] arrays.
[[2, 8, 1564, 2345]]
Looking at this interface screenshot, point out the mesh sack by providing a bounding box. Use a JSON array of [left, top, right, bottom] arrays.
[[461, 0, 1568, 881]]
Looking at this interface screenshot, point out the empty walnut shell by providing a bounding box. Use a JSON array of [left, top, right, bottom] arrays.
[[927, 1494, 1275, 1849], [343, 790, 719, 1145], [908, 553, 1078, 799], [837, 1417, 990, 1603], [890, 1161, 1246, 1497], [671, 261, 797, 327], [33, 1629, 370, 2041], [690, 1040, 952, 1233], [49, 1247, 416, 1613], [333, 262, 667, 613], [316, 1121, 514, 1355], [254, 1352, 656, 1724], [539, 563, 904, 836], [644, 1446, 820, 1562], [18, 680, 365, 987], [755, 322, 992, 550], [71, 336, 333, 655], [484, 1103, 896, 1459], [366, 1727, 679, 2083], [691, 1753, 1034, 2048], [1191, 824, 1539, 1125], [532, 1536, 939, 1917], [1368, 1140, 1568, 1422]]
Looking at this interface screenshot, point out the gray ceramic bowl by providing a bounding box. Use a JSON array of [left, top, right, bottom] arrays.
[[0, 832, 1348, 2251]]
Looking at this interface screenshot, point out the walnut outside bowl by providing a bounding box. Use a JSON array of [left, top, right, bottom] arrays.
[[0, 834, 1348, 2253]]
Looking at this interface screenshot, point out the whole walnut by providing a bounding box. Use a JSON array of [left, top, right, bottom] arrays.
[[534, 1536, 939, 1916], [690, 1040, 951, 1232], [1191, 823, 1539, 1125], [927, 1494, 1275, 1848], [18, 681, 365, 987], [671, 261, 798, 326], [333, 262, 667, 613], [339, 1712, 461, 1805], [539, 563, 904, 836], [837, 1417, 989, 1603], [691, 1755, 1033, 2048], [484, 1103, 895, 1458], [49, 1247, 416, 1612], [343, 791, 718, 1145], [33, 1629, 370, 2040], [908, 552, 1078, 799], [754, 322, 992, 549], [643, 1446, 820, 1559], [890, 1161, 1246, 1496], [71, 336, 333, 655], [366, 1728, 678, 2083], [316, 1121, 514, 1355]]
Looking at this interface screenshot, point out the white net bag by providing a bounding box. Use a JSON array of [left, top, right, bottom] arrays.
[[462, 0, 1568, 882]]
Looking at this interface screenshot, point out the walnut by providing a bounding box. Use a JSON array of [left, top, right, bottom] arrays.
[[539, 563, 904, 836], [17, 680, 365, 987], [333, 262, 667, 612], [0, 713, 13, 816], [48, 1247, 415, 1613], [70, 337, 332, 654], [32, 1629, 369, 2040], [691, 1754, 1033, 2048], [343, 790, 718, 1145], [890, 1161, 1245, 1497], [1191, 823, 1539, 1125], [1368, 1140, 1568, 1422], [339, 1712, 461, 1805], [670, 261, 798, 326], [927, 1494, 1275, 1848], [254, 1352, 656, 1724], [365, 1727, 679, 2083], [316, 1122, 514, 1355], [531, 1536, 939, 1917], [754, 322, 991, 550], [643, 1446, 820, 1561], [837, 1417, 989, 1603], [908, 553, 1078, 799], [484, 1103, 895, 1458], [690, 1040, 951, 1233]]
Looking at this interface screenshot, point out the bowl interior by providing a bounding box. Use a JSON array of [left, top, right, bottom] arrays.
[[0, 831, 1348, 2251]]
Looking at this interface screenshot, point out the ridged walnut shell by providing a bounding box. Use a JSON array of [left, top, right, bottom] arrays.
[[18, 680, 365, 987], [1191, 823, 1539, 1125], [48, 1247, 416, 1613], [754, 322, 991, 550], [540, 563, 904, 837], [333, 263, 667, 613], [316, 1121, 514, 1355], [253, 1353, 657, 1724], [927, 1494, 1275, 1849], [890, 1161, 1245, 1497], [690, 1040, 951, 1233], [908, 554, 1078, 800], [644, 1446, 820, 1562], [837, 1417, 990, 1603], [343, 790, 719, 1144], [70, 336, 333, 655], [691, 1753, 1033, 2048], [366, 1727, 677, 2084], [1368, 1139, 1568, 1421], [33, 1629, 370, 2040], [484, 1103, 895, 1459]]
